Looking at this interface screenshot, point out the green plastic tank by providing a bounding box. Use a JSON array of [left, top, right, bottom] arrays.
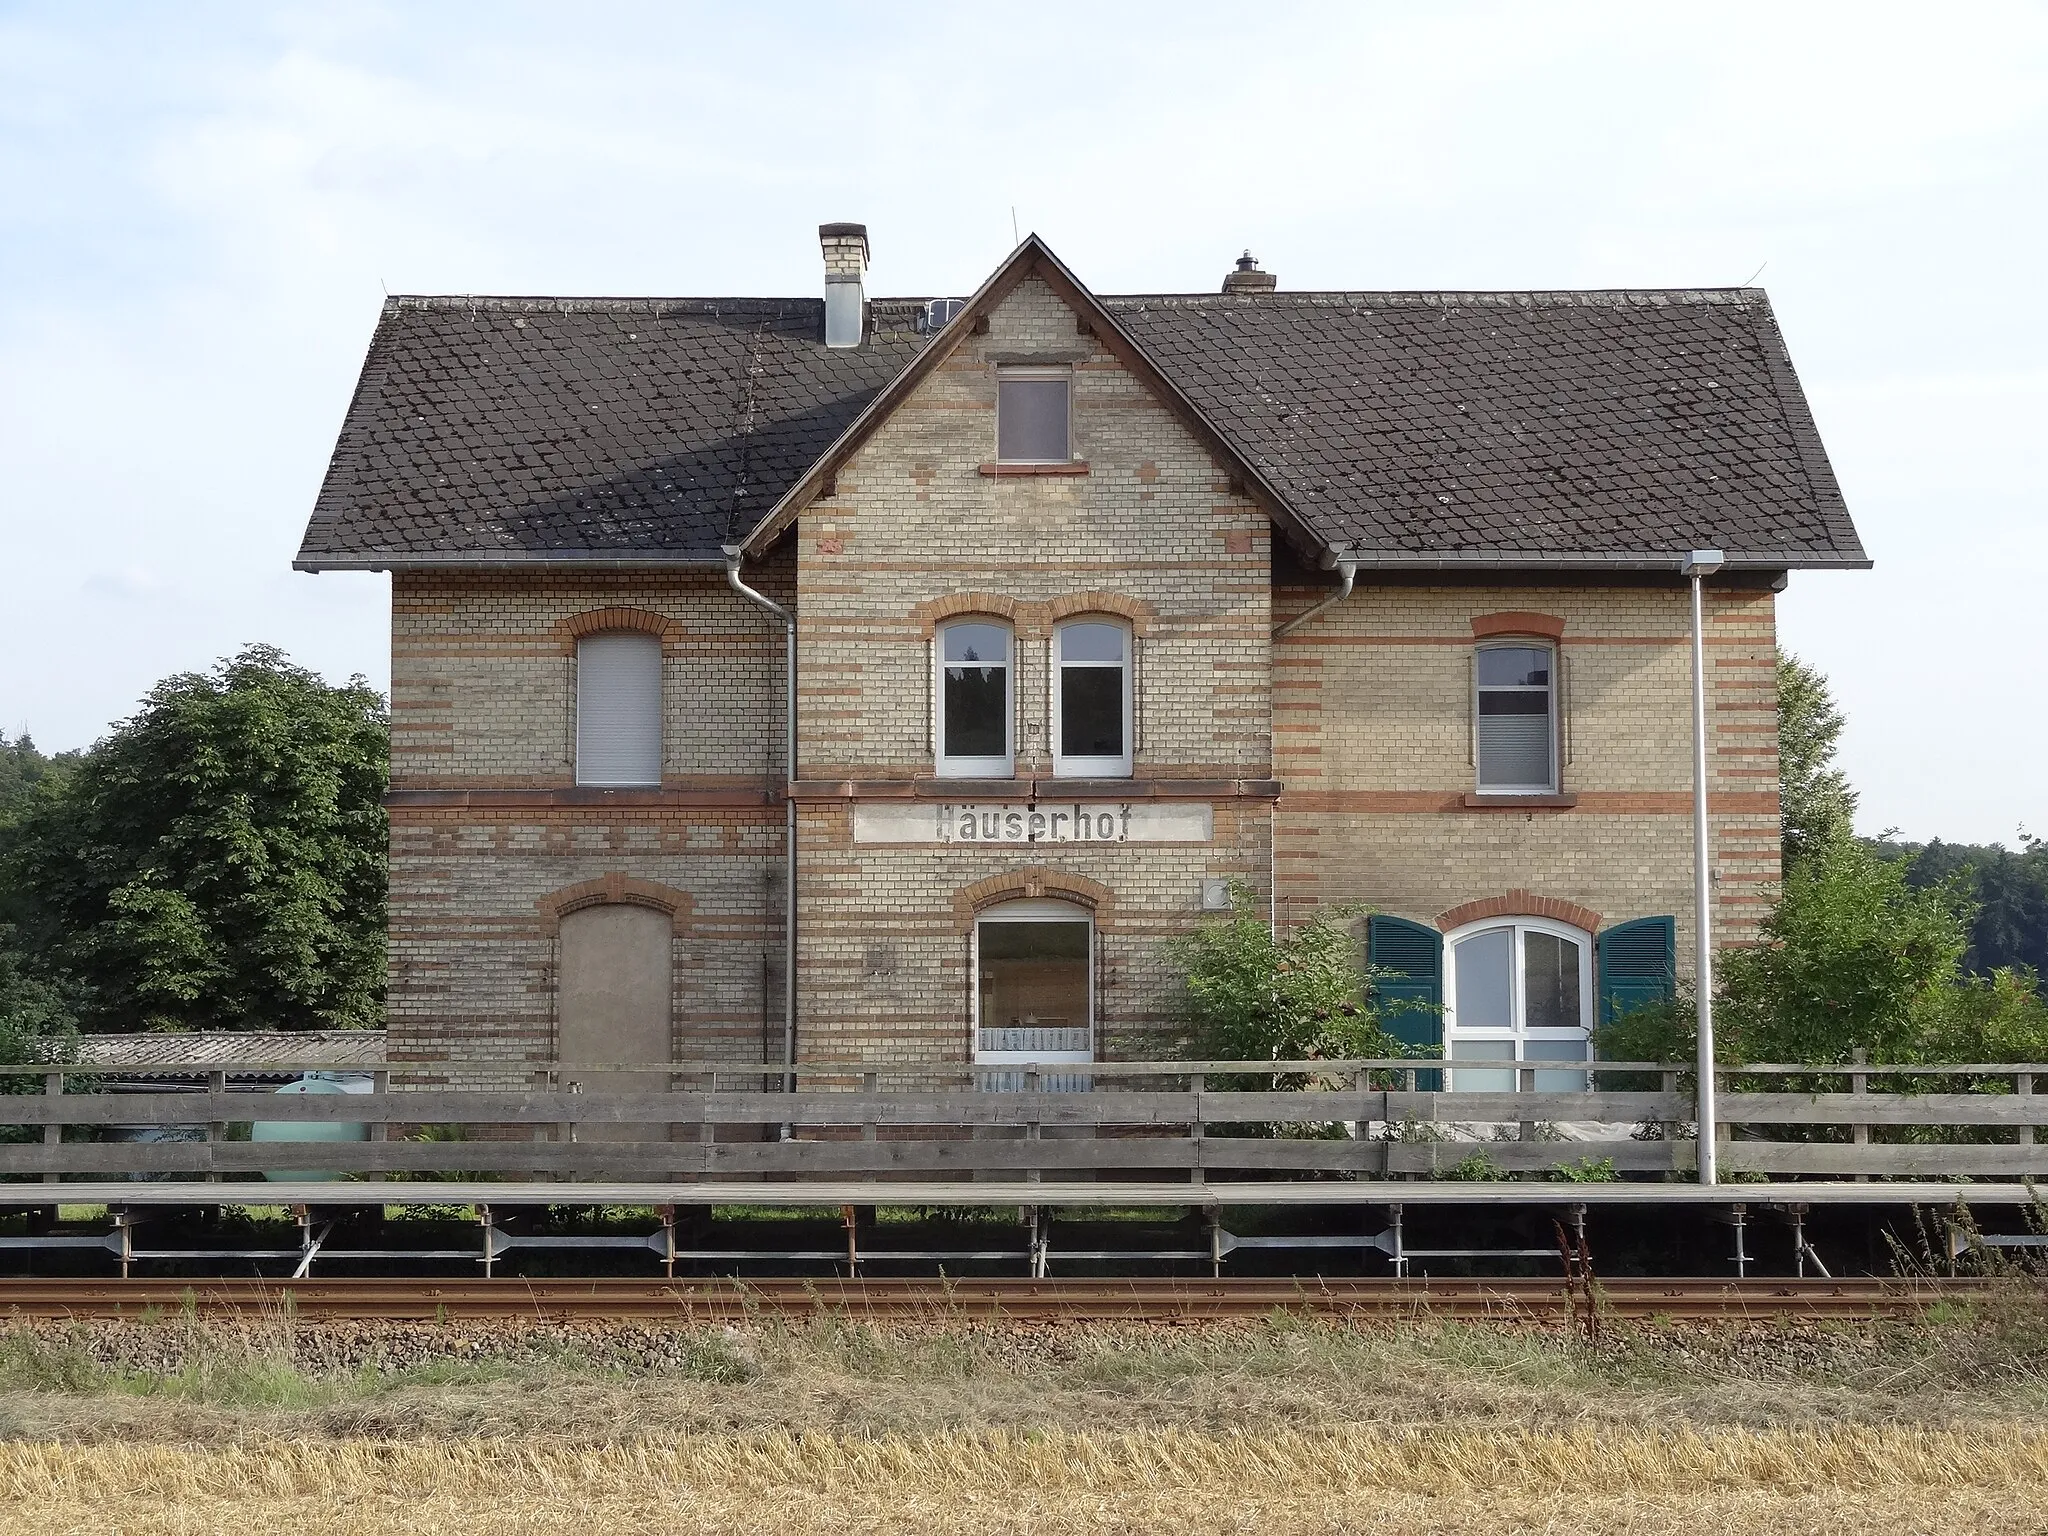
[[251, 1076, 368, 1182]]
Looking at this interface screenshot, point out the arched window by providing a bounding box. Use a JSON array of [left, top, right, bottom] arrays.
[[1474, 641, 1557, 794], [1443, 916, 1591, 1091], [974, 898, 1094, 1086], [1052, 619, 1132, 778], [935, 619, 1013, 777], [576, 631, 662, 786]]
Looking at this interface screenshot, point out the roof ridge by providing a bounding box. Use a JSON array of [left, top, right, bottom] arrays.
[[383, 294, 934, 312], [1100, 288, 1767, 307]]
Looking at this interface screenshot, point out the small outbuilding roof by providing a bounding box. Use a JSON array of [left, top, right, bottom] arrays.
[[78, 1030, 387, 1072]]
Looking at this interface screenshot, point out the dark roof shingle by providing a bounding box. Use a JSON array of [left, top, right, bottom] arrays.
[[297, 296, 927, 568], [298, 279, 1864, 572], [1104, 288, 1863, 567]]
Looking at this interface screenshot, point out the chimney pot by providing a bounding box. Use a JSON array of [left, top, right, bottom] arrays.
[[1222, 249, 1276, 294], [820, 222, 869, 347]]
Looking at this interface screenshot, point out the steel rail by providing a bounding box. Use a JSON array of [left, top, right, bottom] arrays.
[[0, 1276, 2000, 1322]]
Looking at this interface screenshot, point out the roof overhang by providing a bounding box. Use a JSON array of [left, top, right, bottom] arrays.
[[296, 552, 732, 573], [732, 234, 1331, 567], [1337, 549, 1873, 573]]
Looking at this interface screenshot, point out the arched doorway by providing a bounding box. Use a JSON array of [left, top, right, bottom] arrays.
[[557, 902, 672, 1141]]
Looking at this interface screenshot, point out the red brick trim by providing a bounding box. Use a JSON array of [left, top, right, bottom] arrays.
[[555, 607, 677, 654], [536, 874, 697, 935], [911, 592, 1027, 636], [1045, 591, 1156, 636], [1435, 890, 1602, 935], [1470, 611, 1566, 640], [951, 867, 1116, 922]]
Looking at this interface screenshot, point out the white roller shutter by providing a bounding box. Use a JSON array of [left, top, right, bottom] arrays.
[[576, 632, 662, 786]]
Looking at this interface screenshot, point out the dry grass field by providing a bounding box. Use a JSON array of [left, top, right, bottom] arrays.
[[5, 1297, 2048, 1532]]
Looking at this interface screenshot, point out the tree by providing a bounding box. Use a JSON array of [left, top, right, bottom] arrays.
[[1877, 834, 2048, 982], [0, 647, 388, 1033], [1777, 652, 1857, 869], [1718, 837, 1973, 1064], [0, 733, 80, 828], [1168, 888, 1400, 1067]]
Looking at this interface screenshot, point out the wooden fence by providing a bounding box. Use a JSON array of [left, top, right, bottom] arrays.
[[3, 1057, 2047, 1183]]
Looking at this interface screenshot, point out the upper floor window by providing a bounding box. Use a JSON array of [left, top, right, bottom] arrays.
[[996, 367, 1071, 463], [1052, 619, 1132, 778], [576, 631, 662, 786], [936, 619, 1012, 777], [1475, 642, 1556, 794]]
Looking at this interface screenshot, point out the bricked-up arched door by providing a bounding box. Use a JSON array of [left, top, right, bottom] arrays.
[[558, 903, 672, 1143]]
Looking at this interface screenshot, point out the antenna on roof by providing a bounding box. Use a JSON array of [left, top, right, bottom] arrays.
[[1011, 206, 1019, 245], [1740, 260, 1768, 287]]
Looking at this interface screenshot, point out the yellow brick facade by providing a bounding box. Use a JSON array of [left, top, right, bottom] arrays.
[[379, 275, 1783, 1073]]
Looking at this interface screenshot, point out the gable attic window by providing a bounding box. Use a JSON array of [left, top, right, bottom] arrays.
[[576, 632, 663, 786], [997, 368, 1071, 463]]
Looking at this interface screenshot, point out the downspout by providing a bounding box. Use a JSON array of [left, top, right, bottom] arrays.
[[1269, 554, 1359, 934], [724, 547, 798, 1106]]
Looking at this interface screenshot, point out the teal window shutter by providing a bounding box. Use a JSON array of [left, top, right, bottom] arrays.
[[1596, 916, 1676, 1026], [1367, 915, 1443, 1087]]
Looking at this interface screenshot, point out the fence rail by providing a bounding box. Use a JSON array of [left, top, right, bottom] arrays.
[[7, 1055, 2048, 1184]]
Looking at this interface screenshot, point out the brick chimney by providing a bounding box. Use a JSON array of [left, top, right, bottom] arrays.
[[1222, 250, 1276, 295], [820, 222, 869, 347]]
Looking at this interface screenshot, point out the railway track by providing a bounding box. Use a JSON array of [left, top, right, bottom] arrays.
[[0, 1275, 2002, 1321]]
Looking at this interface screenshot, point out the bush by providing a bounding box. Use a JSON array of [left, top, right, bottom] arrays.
[[1168, 887, 1401, 1069]]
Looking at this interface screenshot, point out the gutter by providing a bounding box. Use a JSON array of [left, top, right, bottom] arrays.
[[294, 553, 733, 574], [1272, 555, 1358, 640], [723, 547, 799, 1109]]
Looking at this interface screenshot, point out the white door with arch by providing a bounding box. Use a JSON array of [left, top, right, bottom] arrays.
[[1442, 916, 1592, 1091], [972, 897, 1093, 1090]]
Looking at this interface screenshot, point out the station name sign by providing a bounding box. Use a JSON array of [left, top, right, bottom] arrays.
[[852, 802, 1213, 845]]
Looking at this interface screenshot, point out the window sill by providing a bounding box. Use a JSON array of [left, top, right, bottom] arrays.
[[978, 461, 1090, 477], [1462, 793, 1579, 810]]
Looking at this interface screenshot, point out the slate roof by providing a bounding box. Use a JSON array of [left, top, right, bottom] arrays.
[[1103, 289, 1863, 568], [298, 274, 1864, 572], [297, 297, 928, 569]]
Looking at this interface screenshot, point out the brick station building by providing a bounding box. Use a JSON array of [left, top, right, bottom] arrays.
[[296, 226, 1866, 1091]]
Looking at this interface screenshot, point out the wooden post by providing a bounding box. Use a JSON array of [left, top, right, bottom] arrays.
[[205, 1070, 226, 1184], [42, 1070, 62, 1185], [530, 1067, 554, 1184], [2019, 1071, 2035, 1148], [1661, 1069, 1680, 1180], [366, 1069, 389, 1183], [1025, 1067, 1042, 1185], [861, 1071, 878, 1143], [1518, 1064, 1537, 1147], [1850, 1047, 1869, 1183], [1189, 1070, 1206, 1184]]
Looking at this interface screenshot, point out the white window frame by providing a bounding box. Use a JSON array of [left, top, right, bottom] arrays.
[[995, 366, 1073, 465], [934, 617, 1014, 779], [1473, 639, 1559, 795], [1441, 915, 1592, 1091], [1051, 618, 1133, 779], [574, 630, 663, 787], [972, 898, 1095, 1067]]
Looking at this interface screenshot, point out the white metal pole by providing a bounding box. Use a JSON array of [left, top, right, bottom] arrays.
[[1689, 567, 1718, 1184]]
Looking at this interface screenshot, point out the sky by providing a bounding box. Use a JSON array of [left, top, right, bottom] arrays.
[[1, 0, 2044, 845]]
